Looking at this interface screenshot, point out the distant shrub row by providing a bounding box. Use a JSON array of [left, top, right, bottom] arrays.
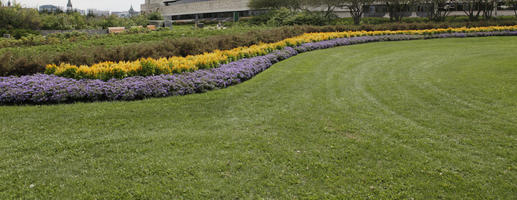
[[2, 22, 517, 77]]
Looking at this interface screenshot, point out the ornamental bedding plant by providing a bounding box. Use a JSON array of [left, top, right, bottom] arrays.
[[43, 25, 517, 80], [1, 31, 517, 105]]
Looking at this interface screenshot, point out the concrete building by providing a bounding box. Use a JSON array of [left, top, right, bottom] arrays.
[[141, 0, 256, 20], [141, 0, 516, 21]]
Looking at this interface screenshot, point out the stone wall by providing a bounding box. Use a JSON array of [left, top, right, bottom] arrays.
[[39, 29, 108, 36]]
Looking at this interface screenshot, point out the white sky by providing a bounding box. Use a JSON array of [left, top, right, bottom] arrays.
[[4, 0, 145, 11]]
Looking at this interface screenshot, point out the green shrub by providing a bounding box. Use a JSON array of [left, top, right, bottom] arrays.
[[282, 11, 327, 26], [250, 9, 327, 26], [147, 12, 163, 20], [0, 6, 41, 30], [0, 29, 40, 39]]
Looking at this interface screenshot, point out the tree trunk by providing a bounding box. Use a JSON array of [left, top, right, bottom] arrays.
[[513, 3, 517, 17], [463, 1, 481, 21], [353, 14, 361, 25], [348, 4, 363, 25], [324, 5, 335, 23], [482, 0, 493, 20], [387, 2, 405, 22]]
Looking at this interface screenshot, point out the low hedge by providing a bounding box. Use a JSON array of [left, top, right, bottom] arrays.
[[1, 21, 517, 77], [1, 31, 517, 105]]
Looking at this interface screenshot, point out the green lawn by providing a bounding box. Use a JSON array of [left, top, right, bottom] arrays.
[[1, 37, 516, 199]]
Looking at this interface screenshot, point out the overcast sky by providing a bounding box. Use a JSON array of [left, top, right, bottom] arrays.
[[4, 0, 145, 11]]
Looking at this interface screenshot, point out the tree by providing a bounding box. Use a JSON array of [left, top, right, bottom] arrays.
[[0, 4, 41, 30], [383, 0, 415, 21], [87, 10, 95, 18], [147, 12, 163, 20], [513, 0, 517, 17], [506, 0, 517, 16], [460, 0, 483, 20], [420, 0, 451, 21], [307, 0, 346, 22], [480, 0, 496, 19], [343, 0, 375, 24], [308, 0, 374, 25]]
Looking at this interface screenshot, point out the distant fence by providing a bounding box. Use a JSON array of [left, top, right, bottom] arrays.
[[39, 29, 108, 36]]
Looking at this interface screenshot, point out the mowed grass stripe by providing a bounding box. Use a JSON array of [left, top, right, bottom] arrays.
[[0, 37, 516, 199]]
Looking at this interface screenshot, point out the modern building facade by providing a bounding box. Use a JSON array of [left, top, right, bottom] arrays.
[[141, 0, 256, 20], [141, 0, 515, 21]]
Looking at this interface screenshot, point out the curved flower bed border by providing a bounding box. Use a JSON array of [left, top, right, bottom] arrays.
[[1, 31, 517, 105], [45, 26, 517, 80]]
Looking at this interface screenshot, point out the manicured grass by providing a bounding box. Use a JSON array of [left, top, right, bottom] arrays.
[[1, 37, 516, 199]]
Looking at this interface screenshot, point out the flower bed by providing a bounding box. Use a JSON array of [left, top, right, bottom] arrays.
[[2, 31, 517, 104], [44, 26, 517, 81]]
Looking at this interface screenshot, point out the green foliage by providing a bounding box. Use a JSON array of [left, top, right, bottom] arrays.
[[0, 29, 40, 39], [147, 12, 163, 20], [282, 11, 327, 26], [0, 25, 274, 76], [40, 12, 90, 30], [3, 20, 517, 77], [248, 0, 303, 9], [139, 60, 157, 76], [0, 6, 41, 30], [0, 5, 155, 31], [0, 31, 90, 48], [250, 9, 327, 26]]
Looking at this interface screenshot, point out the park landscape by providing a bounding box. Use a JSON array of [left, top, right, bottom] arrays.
[[1, 0, 517, 199]]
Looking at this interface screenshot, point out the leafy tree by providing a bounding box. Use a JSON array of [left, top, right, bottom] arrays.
[[87, 10, 95, 18], [147, 12, 163, 20], [133, 15, 150, 26], [0, 4, 41, 29]]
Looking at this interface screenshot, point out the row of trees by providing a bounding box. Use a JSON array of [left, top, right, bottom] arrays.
[[0, 3, 161, 31], [249, 0, 517, 24]]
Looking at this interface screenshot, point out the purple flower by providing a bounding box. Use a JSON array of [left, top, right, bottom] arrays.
[[2, 31, 517, 104]]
